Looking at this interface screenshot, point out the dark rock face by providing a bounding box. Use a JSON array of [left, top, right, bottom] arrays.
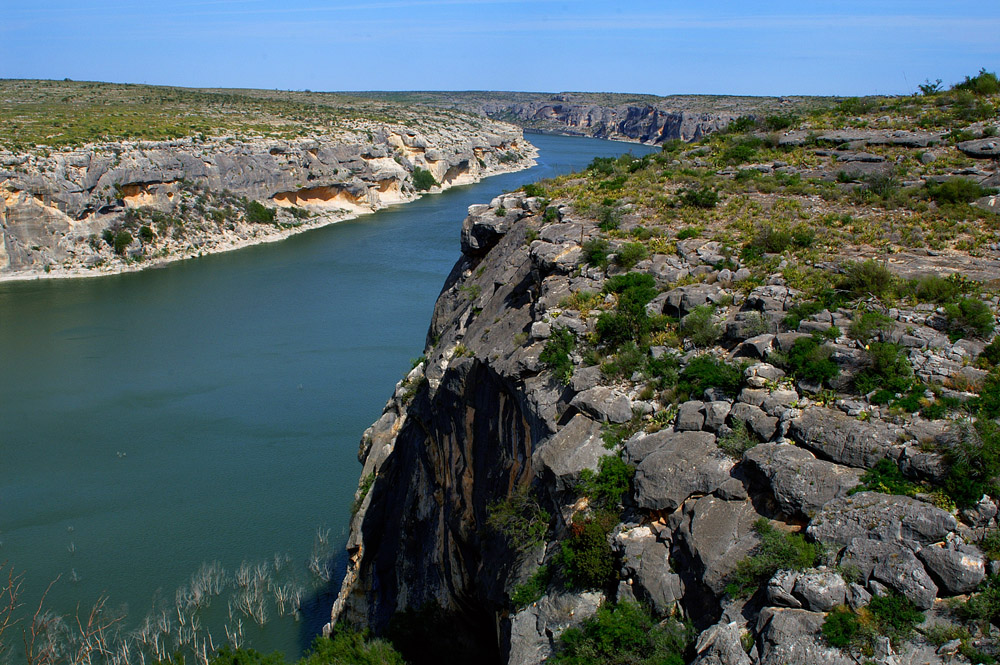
[[478, 99, 734, 144]]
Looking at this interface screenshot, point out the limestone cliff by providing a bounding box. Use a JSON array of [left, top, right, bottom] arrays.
[[331, 85, 1000, 665], [0, 120, 534, 280]]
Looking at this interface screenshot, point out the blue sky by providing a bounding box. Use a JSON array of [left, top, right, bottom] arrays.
[[2, 1, 998, 96]]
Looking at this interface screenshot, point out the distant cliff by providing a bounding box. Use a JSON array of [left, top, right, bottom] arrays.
[[0, 116, 534, 281], [479, 97, 733, 143]]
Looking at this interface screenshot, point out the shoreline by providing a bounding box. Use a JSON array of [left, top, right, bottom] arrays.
[[0, 146, 539, 286]]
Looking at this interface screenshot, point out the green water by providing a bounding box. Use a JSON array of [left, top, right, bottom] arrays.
[[0, 134, 657, 660]]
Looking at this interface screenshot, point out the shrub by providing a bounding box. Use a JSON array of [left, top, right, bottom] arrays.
[[953, 68, 1000, 95], [597, 273, 658, 348], [926, 178, 993, 205], [850, 458, 919, 497], [972, 372, 1000, 419], [867, 593, 924, 644], [679, 355, 744, 398], [522, 182, 546, 197], [944, 298, 995, 338], [540, 327, 576, 384], [486, 486, 551, 553], [763, 114, 799, 131], [577, 455, 635, 507], [904, 274, 963, 304], [676, 226, 701, 240], [411, 167, 437, 191], [718, 419, 756, 459], [822, 606, 860, 648], [601, 342, 646, 380], [727, 116, 757, 133], [848, 310, 895, 342], [138, 225, 154, 243], [725, 519, 822, 597], [958, 574, 1000, 626], [112, 229, 133, 256], [555, 510, 618, 589], [550, 601, 692, 665], [244, 200, 276, 224], [615, 242, 649, 269], [582, 238, 610, 267], [841, 260, 896, 299], [854, 342, 913, 395], [511, 565, 552, 608], [681, 186, 719, 208], [680, 305, 722, 347], [301, 628, 406, 665], [981, 339, 1000, 367], [495, 206, 507, 217], [720, 138, 762, 165], [598, 205, 622, 231], [943, 418, 1000, 508], [784, 335, 839, 386], [749, 225, 793, 254]]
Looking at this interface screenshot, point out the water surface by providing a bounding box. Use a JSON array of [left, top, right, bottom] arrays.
[[0, 134, 658, 659]]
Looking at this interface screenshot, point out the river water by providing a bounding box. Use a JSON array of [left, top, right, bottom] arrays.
[[0, 134, 658, 660]]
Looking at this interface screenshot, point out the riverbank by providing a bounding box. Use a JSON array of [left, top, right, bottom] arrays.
[[0, 143, 538, 284]]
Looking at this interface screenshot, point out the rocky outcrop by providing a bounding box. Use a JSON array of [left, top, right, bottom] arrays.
[[0, 120, 535, 280], [479, 97, 735, 144]]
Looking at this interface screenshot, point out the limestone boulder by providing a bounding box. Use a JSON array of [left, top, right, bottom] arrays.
[[788, 407, 900, 468], [808, 492, 956, 549], [743, 443, 862, 519], [634, 434, 734, 511]]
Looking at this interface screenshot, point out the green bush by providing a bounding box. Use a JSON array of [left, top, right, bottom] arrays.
[[982, 339, 1000, 367], [972, 372, 1000, 419], [926, 178, 994, 205], [783, 335, 839, 386], [208, 629, 406, 665], [854, 342, 913, 395], [822, 606, 860, 648], [487, 486, 551, 553], [680, 305, 721, 348], [577, 456, 635, 508], [138, 225, 154, 243], [841, 260, 896, 299], [823, 592, 923, 651], [944, 418, 1000, 508], [848, 310, 895, 342], [944, 298, 995, 338], [904, 274, 964, 304], [598, 205, 622, 231], [112, 229, 133, 256], [850, 458, 919, 497], [550, 601, 692, 665], [244, 200, 276, 224], [601, 342, 646, 380], [511, 565, 552, 608], [522, 182, 546, 197], [953, 68, 1000, 95], [725, 519, 822, 598], [540, 327, 576, 384], [681, 186, 719, 208], [597, 273, 658, 349], [412, 167, 437, 191], [720, 137, 763, 165], [555, 510, 618, 589], [749, 225, 793, 254], [679, 355, 744, 398], [718, 419, 756, 459], [676, 226, 701, 240], [582, 238, 610, 267], [615, 242, 649, 269], [958, 575, 1000, 627], [727, 116, 757, 133]]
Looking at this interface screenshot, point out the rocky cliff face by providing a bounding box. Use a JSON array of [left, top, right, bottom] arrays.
[[0, 120, 533, 280], [480, 97, 734, 144], [331, 99, 1000, 664]]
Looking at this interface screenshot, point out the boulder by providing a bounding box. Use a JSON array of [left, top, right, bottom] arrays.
[[533, 414, 608, 492], [617, 526, 684, 615], [744, 443, 862, 519], [506, 590, 603, 665], [671, 497, 761, 595], [917, 543, 986, 595], [788, 407, 900, 468], [766, 570, 802, 608], [728, 402, 778, 441], [569, 386, 632, 423], [676, 400, 707, 431], [792, 570, 848, 612], [756, 607, 854, 665], [691, 621, 753, 665], [808, 492, 956, 549], [634, 434, 734, 512], [958, 138, 1000, 159], [663, 283, 724, 318]]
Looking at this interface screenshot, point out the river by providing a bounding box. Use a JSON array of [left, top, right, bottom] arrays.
[[0, 133, 658, 661]]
